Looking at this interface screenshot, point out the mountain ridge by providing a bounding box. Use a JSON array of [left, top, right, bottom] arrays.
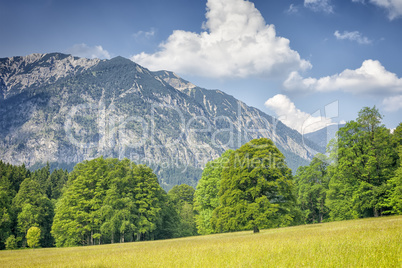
[[0, 53, 321, 190]]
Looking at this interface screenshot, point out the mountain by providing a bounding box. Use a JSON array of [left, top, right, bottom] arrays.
[[0, 53, 321, 190], [304, 124, 345, 152]]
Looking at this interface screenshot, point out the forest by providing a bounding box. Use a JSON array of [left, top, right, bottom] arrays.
[[0, 107, 401, 249]]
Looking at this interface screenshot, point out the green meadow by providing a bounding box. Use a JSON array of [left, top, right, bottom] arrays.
[[1, 215, 401, 268]]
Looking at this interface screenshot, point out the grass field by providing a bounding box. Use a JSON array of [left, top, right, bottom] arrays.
[[1, 216, 401, 267]]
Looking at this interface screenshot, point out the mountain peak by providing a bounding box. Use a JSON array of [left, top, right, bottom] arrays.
[[110, 55, 132, 63], [154, 70, 196, 92], [0, 52, 101, 100]]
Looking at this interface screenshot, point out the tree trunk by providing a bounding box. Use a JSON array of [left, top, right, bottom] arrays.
[[253, 226, 260, 233], [374, 207, 379, 217]]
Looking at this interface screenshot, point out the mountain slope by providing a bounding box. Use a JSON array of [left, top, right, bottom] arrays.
[[0, 53, 321, 190], [304, 124, 345, 152]]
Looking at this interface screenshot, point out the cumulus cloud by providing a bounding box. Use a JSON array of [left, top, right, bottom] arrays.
[[382, 95, 402, 112], [304, 0, 334, 13], [265, 94, 335, 134], [284, 60, 402, 94], [66, 43, 111, 59], [131, 0, 311, 78], [334, 30, 372, 44]]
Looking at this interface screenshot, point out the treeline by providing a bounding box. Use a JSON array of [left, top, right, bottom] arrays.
[[294, 107, 402, 223], [0, 159, 198, 249], [0, 163, 67, 249], [193, 107, 402, 235], [1, 107, 401, 249]]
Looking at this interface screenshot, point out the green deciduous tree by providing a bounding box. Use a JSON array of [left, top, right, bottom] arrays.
[[295, 154, 330, 223], [194, 150, 232, 235], [385, 146, 402, 214], [5, 235, 17, 250], [13, 177, 53, 247], [168, 184, 197, 237], [52, 157, 114, 247], [133, 165, 164, 241], [211, 138, 297, 233], [101, 159, 138, 243], [326, 107, 396, 220], [52, 157, 165, 247], [26, 226, 41, 248]]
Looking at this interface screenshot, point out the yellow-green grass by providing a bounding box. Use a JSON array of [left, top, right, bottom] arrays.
[[1, 216, 401, 268]]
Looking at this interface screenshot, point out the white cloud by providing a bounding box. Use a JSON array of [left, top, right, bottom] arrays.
[[284, 60, 402, 94], [286, 4, 299, 14], [131, 0, 311, 78], [369, 0, 402, 20], [66, 43, 111, 59], [334, 30, 372, 44], [382, 95, 402, 112], [133, 28, 156, 39], [352, 0, 402, 20], [264, 94, 335, 134], [304, 0, 334, 13]]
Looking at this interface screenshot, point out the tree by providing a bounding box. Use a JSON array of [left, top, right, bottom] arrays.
[[211, 138, 297, 233], [326, 107, 396, 220], [13, 177, 53, 247], [194, 150, 233, 235], [31, 164, 50, 196], [385, 145, 402, 214], [101, 159, 138, 243], [133, 165, 164, 241], [26, 227, 41, 248], [52, 157, 165, 247], [0, 180, 13, 249], [168, 184, 195, 205], [0, 161, 30, 249], [47, 169, 68, 200], [52, 157, 112, 247], [168, 184, 197, 237], [5, 235, 17, 250], [295, 154, 330, 223], [392, 123, 402, 147], [152, 193, 180, 240]]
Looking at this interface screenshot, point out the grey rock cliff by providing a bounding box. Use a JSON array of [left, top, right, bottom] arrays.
[[0, 53, 320, 190]]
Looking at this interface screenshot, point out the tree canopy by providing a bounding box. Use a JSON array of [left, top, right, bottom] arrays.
[[326, 107, 396, 219], [211, 138, 297, 233], [51, 157, 165, 246]]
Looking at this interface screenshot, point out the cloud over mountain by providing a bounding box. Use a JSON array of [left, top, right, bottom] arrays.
[[265, 94, 334, 134], [66, 44, 111, 59], [131, 0, 310, 78]]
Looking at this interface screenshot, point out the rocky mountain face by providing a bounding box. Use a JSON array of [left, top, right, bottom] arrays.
[[0, 53, 320, 190]]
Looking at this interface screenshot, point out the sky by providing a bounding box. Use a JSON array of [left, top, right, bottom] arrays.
[[1, 0, 401, 134]]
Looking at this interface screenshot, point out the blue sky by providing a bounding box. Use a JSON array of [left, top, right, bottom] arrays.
[[1, 0, 401, 133]]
